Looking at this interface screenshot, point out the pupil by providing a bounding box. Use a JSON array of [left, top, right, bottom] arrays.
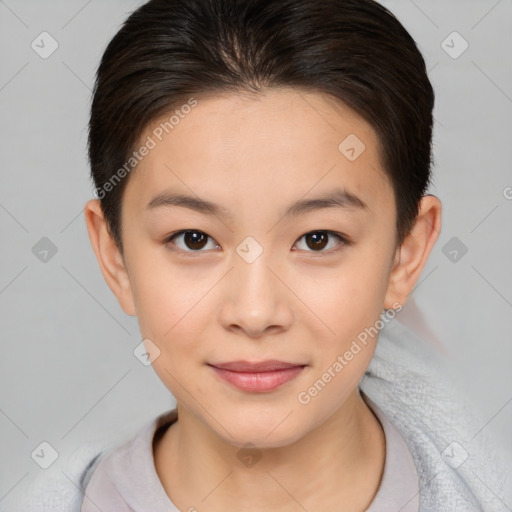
[[185, 231, 207, 250], [307, 232, 327, 250]]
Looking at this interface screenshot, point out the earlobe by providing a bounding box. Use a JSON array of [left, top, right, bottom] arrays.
[[83, 199, 137, 316], [384, 195, 442, 309]]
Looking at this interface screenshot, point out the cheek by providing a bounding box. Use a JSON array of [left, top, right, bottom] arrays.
[[127, 271, 209, 398], [294, 255, 389, 340], [291, 255, 392, 400], [127, 244, 207, 336], [136, 274, 207, 400], [293, 266, 385, 416]]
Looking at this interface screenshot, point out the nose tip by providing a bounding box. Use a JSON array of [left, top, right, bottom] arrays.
[[218, 256, 294, 339], [228, 318, 283, 339]]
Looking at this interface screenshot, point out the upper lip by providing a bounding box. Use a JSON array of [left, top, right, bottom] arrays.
[[209, 360, 306, 372]]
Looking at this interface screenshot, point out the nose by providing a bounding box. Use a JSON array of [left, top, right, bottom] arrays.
[[218, 251, 294, 339]]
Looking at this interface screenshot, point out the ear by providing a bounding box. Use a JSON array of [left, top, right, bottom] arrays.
[[384, 194, 442, 309], [84, 199, 136, 316]]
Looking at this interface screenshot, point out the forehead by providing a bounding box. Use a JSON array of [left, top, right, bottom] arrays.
[[125, 87, 393, 218]]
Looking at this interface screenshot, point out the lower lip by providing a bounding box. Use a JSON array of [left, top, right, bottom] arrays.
[[209, 365, 305, 392]]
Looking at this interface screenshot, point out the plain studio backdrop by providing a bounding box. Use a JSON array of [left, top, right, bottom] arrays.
[[0, 0, 511, 509]]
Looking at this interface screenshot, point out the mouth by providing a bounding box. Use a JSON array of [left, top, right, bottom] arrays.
[[207, 360, 307, 392]]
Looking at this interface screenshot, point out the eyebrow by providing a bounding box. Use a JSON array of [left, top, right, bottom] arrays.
[[145, 187, 368, 220]]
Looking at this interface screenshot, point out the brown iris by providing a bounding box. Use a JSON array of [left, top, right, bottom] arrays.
[[305, 231, 328, 251], [183, 231, 208, 250]]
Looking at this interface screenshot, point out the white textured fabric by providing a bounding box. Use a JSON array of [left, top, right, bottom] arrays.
[[18, 320, 511, 512], [360, 320, 510, 511]]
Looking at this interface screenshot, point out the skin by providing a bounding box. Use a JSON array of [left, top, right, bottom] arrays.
[[84, 86, 442, 511]]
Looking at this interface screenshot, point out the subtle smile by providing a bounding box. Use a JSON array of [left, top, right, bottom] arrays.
[[207, 360, 307, 392]]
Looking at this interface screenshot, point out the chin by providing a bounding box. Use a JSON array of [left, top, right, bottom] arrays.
[[212, 411, 307, 450]]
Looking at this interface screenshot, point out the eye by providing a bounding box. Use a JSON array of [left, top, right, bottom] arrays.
[[165, 230, 219, 253], [164, 229, 349, 255], [294, 230, 348, 253]]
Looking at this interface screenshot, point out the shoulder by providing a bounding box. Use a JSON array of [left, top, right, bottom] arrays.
[[81, 409, 178, 511], [80, 452, 129, 511], [79, 450, 105, 490], [20, 441, 112, 512]]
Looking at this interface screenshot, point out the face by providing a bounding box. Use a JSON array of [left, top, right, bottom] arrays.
[[117, 87, 400, 447]]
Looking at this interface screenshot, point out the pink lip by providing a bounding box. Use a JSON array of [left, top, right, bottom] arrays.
[[208, 360, 306, 392]]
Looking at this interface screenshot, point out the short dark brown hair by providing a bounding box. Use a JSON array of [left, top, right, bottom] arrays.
[[88, 0, 435, 255]]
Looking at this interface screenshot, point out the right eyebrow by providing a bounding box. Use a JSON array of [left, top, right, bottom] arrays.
[[145, 192, 234, 221]]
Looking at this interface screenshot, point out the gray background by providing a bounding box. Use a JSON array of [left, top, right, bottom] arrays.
[[1, 0, 511, 508]]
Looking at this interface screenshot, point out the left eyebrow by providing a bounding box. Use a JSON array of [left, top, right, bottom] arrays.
[[144, 187, 368, 220], [280, 188, 368, 219]]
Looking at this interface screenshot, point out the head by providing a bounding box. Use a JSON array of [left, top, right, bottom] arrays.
[[85, 0, 441, 447]]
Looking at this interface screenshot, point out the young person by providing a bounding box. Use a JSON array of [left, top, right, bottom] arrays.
[[25, 0, 510, 511]]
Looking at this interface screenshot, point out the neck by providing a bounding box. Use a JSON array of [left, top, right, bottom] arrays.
[[154, 389, 385, 512]]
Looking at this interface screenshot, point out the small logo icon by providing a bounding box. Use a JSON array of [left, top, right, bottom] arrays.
[[32, 237, 58, 263], [338, 134, 366, 161], [441, 441, 469, 469], [442, 236, 468, 263], [237, 443, 262, 468], [236, 236, 263, 264], [31, 441, 59, 469], [441, 31, 468, 59], [31, 32, 59, 59], [134, 338, 161, 366]]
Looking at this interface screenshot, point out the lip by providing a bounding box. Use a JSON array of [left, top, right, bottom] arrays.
[[210, 360, 304, 372], [208, 360, 306, 392]]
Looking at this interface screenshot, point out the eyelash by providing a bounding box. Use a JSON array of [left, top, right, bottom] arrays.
[[163, 229, 350, 257]]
